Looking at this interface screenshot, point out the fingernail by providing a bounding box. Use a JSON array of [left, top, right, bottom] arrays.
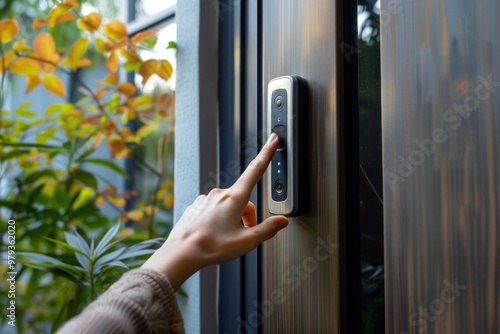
[[266, 133, 278, 145]]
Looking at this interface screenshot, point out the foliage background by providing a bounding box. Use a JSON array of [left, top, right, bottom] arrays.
[[0, 0, 176, 332]]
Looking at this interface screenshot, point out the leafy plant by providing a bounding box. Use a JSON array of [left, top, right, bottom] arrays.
[[0, 0, 177, 331], [19, 223, 164, 331]]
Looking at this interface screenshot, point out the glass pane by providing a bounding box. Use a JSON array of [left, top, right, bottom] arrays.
[[135, 0, 176, 21], [358, 1, 385, 333]]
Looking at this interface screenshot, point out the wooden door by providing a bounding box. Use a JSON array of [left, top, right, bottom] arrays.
[[381, 0, 500, 332], [261, 0, 359, 333]]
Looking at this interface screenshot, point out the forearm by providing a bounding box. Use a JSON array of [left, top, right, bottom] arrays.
[[56, 268, 184, 334]]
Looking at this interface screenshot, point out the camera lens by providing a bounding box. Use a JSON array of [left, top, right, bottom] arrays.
[[275, 180, 284, 194], [275, 95, 284, 109]]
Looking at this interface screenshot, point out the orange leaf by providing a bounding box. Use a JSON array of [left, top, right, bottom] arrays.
[[0, 19, 19, 44], [25, 75, 41, 93], [105, 51, 119, 72], [63, 0, 79, 9], [77, 12, 101, 33], [162, 194, 174, 208], [96, 195, 105, 206], [34, 32, 58, 72], [79, 114, 102, 125], [32, 18, 47, 30], [127, 210, 143, 222], [107, 135, 127, 158], [77, 58, 91, 68], [131, 30, 155, 44], [47, 4, 72, 27], [108, 195, 126, 206], [9, 57, 41, 75], [0, 50, 15, 73], [138, 59, 157, 85], [156, 60, 173, 81], [42, 73, 66, 97], [55, 12, 76, 25], [95, 87, 109, 100], [102, 186, 117, 194], [96, 73, 118, 86], [103, 20, 127, 41], [60, 37, 89, 70], [118, 83, 136, 96]]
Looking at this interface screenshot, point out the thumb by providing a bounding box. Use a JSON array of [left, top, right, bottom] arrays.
[[244, 215, 289, 245]]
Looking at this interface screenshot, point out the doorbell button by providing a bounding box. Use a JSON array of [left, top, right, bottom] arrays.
[[272, 125, 286, 150]]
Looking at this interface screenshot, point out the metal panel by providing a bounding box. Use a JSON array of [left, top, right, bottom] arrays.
[[262, 0, 348, 332], [381, 0, 500, 333]]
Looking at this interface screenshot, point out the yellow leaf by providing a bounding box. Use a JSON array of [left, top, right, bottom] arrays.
[[0, 19, 19, 44], [95, 37, 107, 52], [32, 18, 47, 30], [0, 50, 15, 73], [118, 83, 136, 96], [131, 30, 155, 44], [105, 51, 119, 72], [161, 180, 173, 189], [47, 4, 72, 28], [34, 32, 58, 72], [9, 57, 41, 75], [60, 37, 89, 70], [42, 73, 66, 97], [143, 206, 158, 216], [108, 194, 126, 207], [13, 40, 31, 53], [156, 60, 173, 81], [25, 75, 41, 93], [77, 12, 102, 33], [119, 49, 141, 64], [103, 20, 127, 41], [127, 210, 143, 222], [73, 187, 95, 209]]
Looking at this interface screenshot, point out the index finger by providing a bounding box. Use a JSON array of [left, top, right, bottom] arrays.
[[231, 133, 279, 199]]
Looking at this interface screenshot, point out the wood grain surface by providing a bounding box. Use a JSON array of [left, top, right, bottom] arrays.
[[262, 1, 342, 333], [381, 1, 500, 333]]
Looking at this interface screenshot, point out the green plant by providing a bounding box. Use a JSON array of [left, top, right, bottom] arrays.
[[0, 0, 176, 331], [18, 223, 164, 331]]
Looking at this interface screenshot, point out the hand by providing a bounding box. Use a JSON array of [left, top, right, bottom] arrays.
[[142, 133, 289, 290]]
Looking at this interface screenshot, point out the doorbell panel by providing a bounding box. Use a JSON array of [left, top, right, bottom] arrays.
[[267, 76, 308, 217]]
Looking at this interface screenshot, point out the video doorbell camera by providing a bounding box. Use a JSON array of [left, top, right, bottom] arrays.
[[266, 76, 308, 216]]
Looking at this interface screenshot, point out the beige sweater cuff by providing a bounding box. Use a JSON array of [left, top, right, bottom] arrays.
[[56, 268, 184, 334]]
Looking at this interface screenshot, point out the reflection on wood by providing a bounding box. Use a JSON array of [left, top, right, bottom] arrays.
[[381, 0, 500, 333], [262, 0, 341, 333]]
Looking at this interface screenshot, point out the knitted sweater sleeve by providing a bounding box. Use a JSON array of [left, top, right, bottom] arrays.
[[56, 268, 184, 334]]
